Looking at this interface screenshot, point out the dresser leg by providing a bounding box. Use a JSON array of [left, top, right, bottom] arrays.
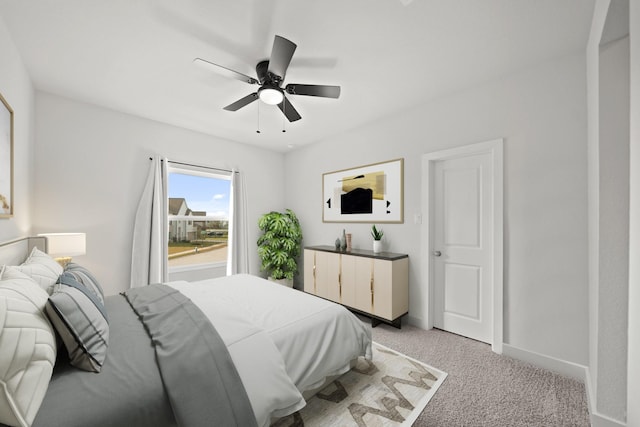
[[390, 317, 402, 329], [370, 317, 402, 329]]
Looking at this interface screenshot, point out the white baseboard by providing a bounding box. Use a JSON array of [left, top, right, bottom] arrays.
[[502, 344, 587, 380], [589, 412, 627, 427], [583, 371, 627, 427], [503, 344, 626, 427], [406, 314, 429, 330]]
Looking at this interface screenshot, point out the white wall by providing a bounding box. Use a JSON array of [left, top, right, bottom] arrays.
[[627, 1, 640, 425], [0, 16, 35, 241], [285, 52, 589, 366], [33, 92, 285, 295], [597, 34, 629, 422], [587, 3, 605, 421], [587, 0, 630, 424]]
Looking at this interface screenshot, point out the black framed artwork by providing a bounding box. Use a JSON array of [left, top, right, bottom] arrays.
[[322, 158, 403, 223]]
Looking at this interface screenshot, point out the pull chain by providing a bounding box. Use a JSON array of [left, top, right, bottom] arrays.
[[281, 100, 287, 133], [256, 100, 261, 134]]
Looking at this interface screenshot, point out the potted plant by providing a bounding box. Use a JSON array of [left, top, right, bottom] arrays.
[[257, 209, 303, 287], [371, 224, 383, 253]]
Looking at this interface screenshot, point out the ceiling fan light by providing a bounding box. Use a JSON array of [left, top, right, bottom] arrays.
[[258, 87, 284, 105]]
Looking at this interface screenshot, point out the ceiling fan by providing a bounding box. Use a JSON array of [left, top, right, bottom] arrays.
[[194, 35, 341, 122]]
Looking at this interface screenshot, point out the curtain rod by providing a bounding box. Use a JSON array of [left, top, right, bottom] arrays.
[[149, 157, 238, 174]]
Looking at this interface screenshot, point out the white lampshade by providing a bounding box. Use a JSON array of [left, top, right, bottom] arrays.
[[38, 233, 86, 257], [258, 87, 284, 105]]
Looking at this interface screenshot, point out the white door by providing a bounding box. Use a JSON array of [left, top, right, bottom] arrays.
[[433, 152, 493, 343]]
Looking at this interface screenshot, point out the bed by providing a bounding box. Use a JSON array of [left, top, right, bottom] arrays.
[[0, 237, 372, 427]]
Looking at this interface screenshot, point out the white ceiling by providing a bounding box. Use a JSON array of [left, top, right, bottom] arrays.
[[0, 0, 595, 152]]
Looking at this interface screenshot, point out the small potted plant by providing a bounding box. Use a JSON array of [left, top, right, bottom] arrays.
[[371, 224, 383, 253], [257, 209, 303, 287]]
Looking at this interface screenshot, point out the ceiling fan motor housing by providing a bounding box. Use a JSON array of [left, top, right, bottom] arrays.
[[256, 60, 282, 85], [256, 60, 285, 105]]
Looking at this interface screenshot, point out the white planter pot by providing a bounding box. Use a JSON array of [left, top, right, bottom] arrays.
[[373, 240, 382, 253], [269, 277, 294, 288]]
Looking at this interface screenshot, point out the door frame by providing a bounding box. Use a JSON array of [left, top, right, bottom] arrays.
[[421, 139, 504, 354]]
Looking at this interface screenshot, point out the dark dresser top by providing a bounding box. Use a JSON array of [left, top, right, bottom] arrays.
[[304, 245, 408, 261]]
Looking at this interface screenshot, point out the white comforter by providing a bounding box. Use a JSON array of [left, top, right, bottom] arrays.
[[168, 274, 372, 424]]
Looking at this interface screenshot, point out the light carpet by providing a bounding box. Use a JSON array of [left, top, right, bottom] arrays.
[[273, 342, 447, 427]]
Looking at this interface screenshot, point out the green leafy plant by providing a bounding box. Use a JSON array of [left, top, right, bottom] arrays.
[[257, 209, 303, 281], [371, 224, 384, 241]]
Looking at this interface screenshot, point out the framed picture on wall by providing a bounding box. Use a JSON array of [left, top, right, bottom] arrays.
[[322, 158, 404, 223], [0, 91, 13, 219]]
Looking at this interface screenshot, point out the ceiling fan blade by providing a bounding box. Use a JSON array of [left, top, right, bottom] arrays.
[[223, 93, 258, 111], [267, 35, 297, 79], [285, 84, 341, 99], [194, 58, 259, 85], [277, 96, 302, 122]]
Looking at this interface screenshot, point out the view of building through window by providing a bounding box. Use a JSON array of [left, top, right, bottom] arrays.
[[167, 169, 231, 269]]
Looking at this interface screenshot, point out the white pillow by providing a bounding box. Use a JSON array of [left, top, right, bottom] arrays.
[[14, 247, 63, 294], [0, 265, 57, 427]]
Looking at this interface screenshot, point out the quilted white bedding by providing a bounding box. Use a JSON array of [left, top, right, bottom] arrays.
[[169, 273, 372, 407]]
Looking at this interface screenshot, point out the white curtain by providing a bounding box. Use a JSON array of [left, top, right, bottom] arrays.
[[226, 168, 249, 275], [130, 156, 168, 287]]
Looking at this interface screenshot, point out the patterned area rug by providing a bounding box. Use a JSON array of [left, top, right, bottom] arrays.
[[272, 342, 447, 427]]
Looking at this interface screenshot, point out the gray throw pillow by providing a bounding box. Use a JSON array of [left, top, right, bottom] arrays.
[[46, 272, 109, 372], [64, 262, 105, 304]]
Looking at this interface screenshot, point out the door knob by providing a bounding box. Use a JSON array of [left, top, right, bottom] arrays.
[[433, 250, 442, 257]]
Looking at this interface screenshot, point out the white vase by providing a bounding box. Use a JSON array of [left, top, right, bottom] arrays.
[[373, 240, 382, 253]]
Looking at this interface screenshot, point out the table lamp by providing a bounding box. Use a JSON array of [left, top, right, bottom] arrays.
[[38, 232, 86, 267]]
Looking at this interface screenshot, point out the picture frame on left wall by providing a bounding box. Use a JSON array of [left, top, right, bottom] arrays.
[[0, 91, 13, 218]]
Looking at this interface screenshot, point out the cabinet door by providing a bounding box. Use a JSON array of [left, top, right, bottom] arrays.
[[342, 254, 374, 313], [355, 257, 374, 314], [372, 258, 409, 321], [303, 249, 316, 294], [340, 254, 355, 307], [372, 259, 393, 320], [326, 253, 342, 303], [315, 251, 341, 302]]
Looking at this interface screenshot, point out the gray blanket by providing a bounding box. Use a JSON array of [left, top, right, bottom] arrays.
[[123, 284, 258, 427], [30, 294, 175, 427]]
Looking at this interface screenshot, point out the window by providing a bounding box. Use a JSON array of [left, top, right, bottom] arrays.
[[167, 165, 231, 271]]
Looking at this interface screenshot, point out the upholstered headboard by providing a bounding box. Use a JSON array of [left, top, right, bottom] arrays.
[[0, 236, 47, 266]]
